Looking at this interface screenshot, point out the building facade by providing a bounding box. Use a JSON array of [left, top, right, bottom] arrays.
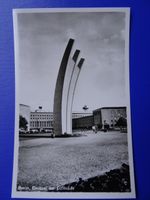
[[30, 111, 92, 131], [30, 111, 53, 131], [73, 107, 127, 130], [72, 115, 93, 130], [93, 107, 127, 129], [20, 106, 126, 132]]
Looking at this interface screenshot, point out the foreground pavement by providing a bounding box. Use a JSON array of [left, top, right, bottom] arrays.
[[17, 131, 129, 189]]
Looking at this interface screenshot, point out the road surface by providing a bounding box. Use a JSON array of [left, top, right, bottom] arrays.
[[17, 131, 129, 188]]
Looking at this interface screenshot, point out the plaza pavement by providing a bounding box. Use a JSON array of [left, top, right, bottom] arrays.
[[17, 131, 129, 188]]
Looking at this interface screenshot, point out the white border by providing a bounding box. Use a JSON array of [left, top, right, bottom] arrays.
[[12, 7, 136, 199]]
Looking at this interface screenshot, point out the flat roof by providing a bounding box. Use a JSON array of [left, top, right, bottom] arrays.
[[30, 111, 53, 114], [93, 106, 126, 112], [30, 112, 92, 114], [72, 112, 92, 114]]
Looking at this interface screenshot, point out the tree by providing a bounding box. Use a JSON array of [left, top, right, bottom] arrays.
[[115, 117, 127, 127], [19, 115, 28, 130]]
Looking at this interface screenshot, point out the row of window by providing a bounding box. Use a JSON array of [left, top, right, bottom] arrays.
[[31, 117, 53, 120], [30, 115, 53, 120], [30, 121, 53, 128]]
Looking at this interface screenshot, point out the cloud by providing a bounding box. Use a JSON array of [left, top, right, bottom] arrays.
[[17, 11, 127, 111]]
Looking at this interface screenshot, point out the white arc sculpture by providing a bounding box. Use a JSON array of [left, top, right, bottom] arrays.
[[53, 39, 85, 136]]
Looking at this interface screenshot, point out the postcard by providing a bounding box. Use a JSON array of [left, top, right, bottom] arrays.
[[12, 8, 135, 199]]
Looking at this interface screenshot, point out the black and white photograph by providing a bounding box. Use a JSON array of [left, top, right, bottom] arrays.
[[12, 8, 135, 198]]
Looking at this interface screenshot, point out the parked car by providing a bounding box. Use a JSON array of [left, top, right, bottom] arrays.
[[19, 128, 27, 134], [43, 129, 52, 133], [30, 129, 39, 134]]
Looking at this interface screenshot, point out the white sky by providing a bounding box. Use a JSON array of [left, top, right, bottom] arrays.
[[16, 11, 128, 112]]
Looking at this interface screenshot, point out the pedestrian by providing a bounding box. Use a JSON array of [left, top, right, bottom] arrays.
[[51, 128, 55, 138], [92, 125, 97, 133]]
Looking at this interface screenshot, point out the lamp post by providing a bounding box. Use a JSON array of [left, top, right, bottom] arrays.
[[35, 106, 42, 133], [82, 105, 89, 112]]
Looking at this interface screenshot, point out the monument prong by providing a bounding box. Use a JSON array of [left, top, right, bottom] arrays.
[[78, 58, 85, 69], [53, 39, 74, 136], [69, 58, 85, 134], [72, 49, 80, 62], [65, 49, 80, 133]]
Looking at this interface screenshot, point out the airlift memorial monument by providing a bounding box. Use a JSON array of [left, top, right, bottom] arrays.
[[53, 39, 85, 136]]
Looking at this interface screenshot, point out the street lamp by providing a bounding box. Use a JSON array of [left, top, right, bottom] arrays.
[[82, 105, 89, 112]]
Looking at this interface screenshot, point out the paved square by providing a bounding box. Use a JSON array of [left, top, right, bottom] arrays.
[[17, 131, 128, 188]]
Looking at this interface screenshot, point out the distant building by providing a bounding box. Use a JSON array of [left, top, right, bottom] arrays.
[[72, 115, 93, 130], [30, 111, 53, 131], [73, 107, 127, 130], [20, 105, 127, 132], [93, 107, 127, 129], [72, 112, 92, 119], [19, 105, 127, 131], [19, 104, 31, 131], [30, 110, 92, 131]]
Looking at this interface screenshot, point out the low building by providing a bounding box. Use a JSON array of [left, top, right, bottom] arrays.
[[19, 104, 31, 131], [72, 115, 93, 130], [72, 112, 92, 119]]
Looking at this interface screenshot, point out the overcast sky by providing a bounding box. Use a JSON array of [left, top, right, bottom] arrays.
[[16, 11, 128, 112]]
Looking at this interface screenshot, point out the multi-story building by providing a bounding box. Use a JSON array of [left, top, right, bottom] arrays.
[[19, 104, 31, 131], [93, 107, 127, 129], [30, 111, 53, 131]]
